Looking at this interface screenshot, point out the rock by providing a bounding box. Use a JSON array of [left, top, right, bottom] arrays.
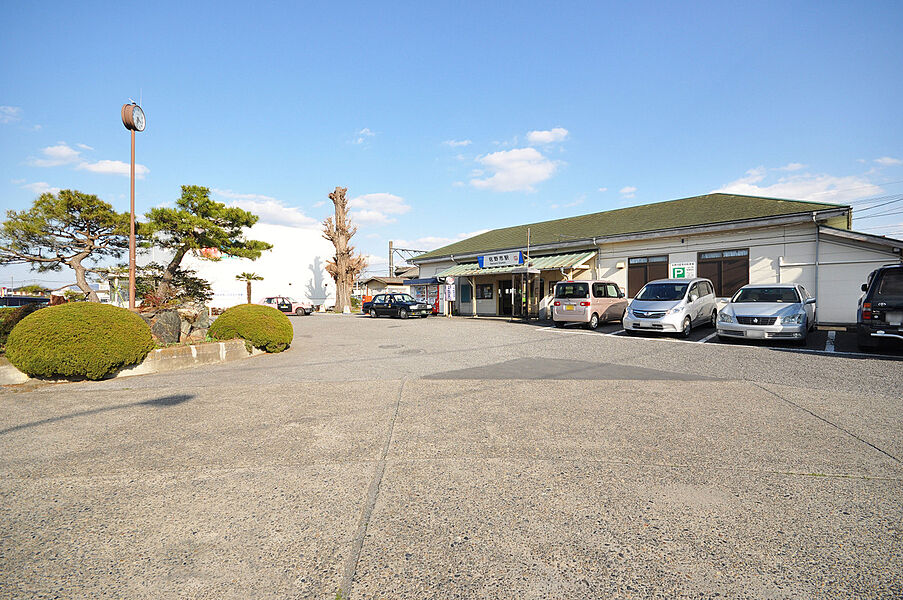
[[184, 328, 208, 344], [150, 310, 181, 345]]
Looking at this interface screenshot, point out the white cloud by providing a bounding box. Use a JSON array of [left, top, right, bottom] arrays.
[[27, 142, 149, 178], [212, 189, 317, 228], [353, 128, 375, 144], [77, 159, 149, 178], [527, 128, 568, 144], [715, 166, 882, 204], [20, 181, 61, 195], [312, 200, 326, 208], [29, 143, 82, 167], [443, 139, 472, 147], [394, 229, 490, 251], [348, 192, 411, 225], [875, 156, 903, 166], [598, 187, 608, 193], [620, 186, 637, 198], [778, 162, 806, 171], [470, 147, 559, 192], [213, 188, 277, 203], [0, 106, 22, 124]]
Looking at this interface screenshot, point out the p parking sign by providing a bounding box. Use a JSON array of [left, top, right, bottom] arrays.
[[669, 262, 696, 279]]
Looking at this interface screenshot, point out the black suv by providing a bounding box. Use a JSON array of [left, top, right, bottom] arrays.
[[857, 263, 903, 351]]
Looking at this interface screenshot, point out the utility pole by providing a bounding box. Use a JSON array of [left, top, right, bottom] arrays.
[[388, 240, 394, 277]]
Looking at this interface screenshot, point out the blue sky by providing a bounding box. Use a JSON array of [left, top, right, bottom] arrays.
[[2, 1, 902, 286]]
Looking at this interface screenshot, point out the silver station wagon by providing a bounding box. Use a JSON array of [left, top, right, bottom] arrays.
[[717, 283, 816, 343]]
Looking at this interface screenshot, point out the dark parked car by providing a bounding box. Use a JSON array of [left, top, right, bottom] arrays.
[[365, 293, 431, 318], [857, 264, 903, 351]]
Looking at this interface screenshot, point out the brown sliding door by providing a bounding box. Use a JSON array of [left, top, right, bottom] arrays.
[[627, 255, 669, 297], [698, 249, 749, 297]]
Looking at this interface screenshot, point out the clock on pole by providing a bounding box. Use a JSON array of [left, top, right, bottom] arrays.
[[121, 102, 145, 309]]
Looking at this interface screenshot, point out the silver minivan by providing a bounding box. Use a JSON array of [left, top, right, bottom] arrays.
[[623, 278, 718, 337]]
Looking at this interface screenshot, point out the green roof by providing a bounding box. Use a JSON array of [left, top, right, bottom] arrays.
[[437, 251, 596, 277], [414, 193, 846, 261]]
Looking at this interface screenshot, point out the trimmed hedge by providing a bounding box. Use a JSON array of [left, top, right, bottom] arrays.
[[6, 303, 154, 380], [209, 304, 293, 353], [1, 303, 46, 349]]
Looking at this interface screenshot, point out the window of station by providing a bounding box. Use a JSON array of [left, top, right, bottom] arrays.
[[698, 248, 749, 296], [475, 283, 494, 300], [627, 255, 668, 297], [460, 283, 473, 303]]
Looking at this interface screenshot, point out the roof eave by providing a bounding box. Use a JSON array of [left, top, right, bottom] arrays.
[[411, 208, 849, 264]]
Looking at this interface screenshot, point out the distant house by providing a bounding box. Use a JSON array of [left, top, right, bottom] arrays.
[[360, 277, 410, 298]]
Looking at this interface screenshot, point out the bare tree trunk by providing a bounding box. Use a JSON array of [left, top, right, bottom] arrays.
[[323, 187, 367, 313], [69, 254, 99, 302], [246, 280, 252, 304], [157, 245, 189, 299]]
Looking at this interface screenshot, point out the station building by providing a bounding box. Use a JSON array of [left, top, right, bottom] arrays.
[[409, 193, 903, 324]]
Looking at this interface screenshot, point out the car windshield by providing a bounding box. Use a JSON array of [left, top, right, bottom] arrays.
[[554, 282, 589, 299], [732, 287, 800, 303], [394, 294, 415, 303], [635, 283, 688, 301], [874, 270, 903, 301]]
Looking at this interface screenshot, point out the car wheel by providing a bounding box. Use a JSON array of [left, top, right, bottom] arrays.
[[624, 328, 636, 336], [420, 314, 428, 318], [369, 308, 378, 318], [295, 307, 304, 316], [554, 320, 565, 328], [710, 310, 718, 327], [587, 313, 599, 330], [717, 334, 732, 344], [399, 308, 408, 319], [680, 316, 692, 338]]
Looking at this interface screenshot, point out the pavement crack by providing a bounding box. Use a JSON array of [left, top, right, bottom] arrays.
[[341, 377, 405, 596], [753, 382, 902, 466]]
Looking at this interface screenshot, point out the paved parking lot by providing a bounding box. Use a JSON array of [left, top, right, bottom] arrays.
[[544, 317, 900, 356], [1, 314, 901, 598]]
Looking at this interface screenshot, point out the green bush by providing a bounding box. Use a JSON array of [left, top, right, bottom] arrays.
[[1, 303, 46, 350], [6, 303, 154, 380], [208, 303, 293, 353]]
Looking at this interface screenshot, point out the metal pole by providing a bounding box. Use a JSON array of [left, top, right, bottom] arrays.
[[129, 129, 136, 309], [388, 240, 394, 277]]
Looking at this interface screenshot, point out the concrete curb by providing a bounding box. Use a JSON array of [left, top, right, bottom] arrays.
[[0, 339, 266, 385]]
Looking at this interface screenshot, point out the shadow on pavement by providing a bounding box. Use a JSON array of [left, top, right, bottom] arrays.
[[0, 394, 194, 436]]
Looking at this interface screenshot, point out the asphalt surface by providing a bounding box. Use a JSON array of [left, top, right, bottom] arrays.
[[1, 313, 901, 599]]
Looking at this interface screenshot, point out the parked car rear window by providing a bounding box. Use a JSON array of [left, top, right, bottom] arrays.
[[555, 282, 589, 299], [874, 270, 903, 301], [635, 283, 688, 301], [733, 287, 801, 303]]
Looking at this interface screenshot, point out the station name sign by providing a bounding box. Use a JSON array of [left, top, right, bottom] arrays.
[[478, 251, 524, 268]]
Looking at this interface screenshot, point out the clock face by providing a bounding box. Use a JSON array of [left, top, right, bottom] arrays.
[[132, 105, 145, 131]]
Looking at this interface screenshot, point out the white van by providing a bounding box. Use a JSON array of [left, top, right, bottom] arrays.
[[551, 280, 628, 329]]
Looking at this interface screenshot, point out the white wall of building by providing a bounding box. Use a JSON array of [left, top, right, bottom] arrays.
[[182, 223, 336, 309]]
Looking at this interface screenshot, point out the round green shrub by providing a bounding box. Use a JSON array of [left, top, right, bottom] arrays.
[[6, 303, 154, 380], [1, 303, 45, 348], [209, 304, 293, 353]]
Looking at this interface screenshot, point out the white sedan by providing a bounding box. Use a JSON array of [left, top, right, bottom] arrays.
[[717, 284, 816, 343]]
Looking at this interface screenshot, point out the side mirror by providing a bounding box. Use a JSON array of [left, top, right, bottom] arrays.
[[805, 297, 816, 305], [618, 291, 625, 298], [861, 283, 868, 292]]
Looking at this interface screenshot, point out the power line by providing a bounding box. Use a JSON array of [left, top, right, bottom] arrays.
[[853, 194, 903, 213], [855, 208, 903, 220]]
